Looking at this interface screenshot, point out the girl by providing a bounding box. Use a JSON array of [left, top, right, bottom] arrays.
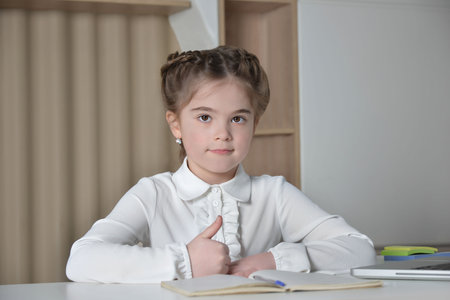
[[66, 46, 376, 283]]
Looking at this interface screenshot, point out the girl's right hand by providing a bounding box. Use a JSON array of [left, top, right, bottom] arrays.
[[187, 216, 231, 277]]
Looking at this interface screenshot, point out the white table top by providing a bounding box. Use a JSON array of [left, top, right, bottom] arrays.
[[1, 279, 450, 300]]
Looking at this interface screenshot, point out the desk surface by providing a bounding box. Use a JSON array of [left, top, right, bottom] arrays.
[[1, 279, 450, 300]]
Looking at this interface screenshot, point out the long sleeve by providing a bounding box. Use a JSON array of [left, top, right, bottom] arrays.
[[66, 178, 192, 283], [268, 178, 376, 273]]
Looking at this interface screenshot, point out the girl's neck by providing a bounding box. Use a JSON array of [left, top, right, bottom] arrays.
[[187, 160, 238, 185]]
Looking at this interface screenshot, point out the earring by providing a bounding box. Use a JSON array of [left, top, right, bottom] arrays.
[[175, 138, 182, 145]]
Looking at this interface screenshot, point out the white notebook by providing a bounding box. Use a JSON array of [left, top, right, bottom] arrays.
[[161, 270, 382, 296]]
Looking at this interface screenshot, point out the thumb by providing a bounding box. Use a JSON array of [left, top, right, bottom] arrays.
[[199, 215, 222, 239]]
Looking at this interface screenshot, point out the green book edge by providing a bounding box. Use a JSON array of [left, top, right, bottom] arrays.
[[381, 246, 438, 256]]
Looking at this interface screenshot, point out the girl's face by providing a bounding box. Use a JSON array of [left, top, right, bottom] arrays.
[[166, 79, 256, 184]]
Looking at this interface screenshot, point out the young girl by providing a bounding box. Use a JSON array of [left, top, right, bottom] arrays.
[[66, 46, 376, 283]]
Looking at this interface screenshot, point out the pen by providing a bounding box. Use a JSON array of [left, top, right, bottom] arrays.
[[253, 275, 286, 287]]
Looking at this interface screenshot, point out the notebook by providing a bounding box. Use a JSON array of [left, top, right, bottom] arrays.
[[161, 270, 382, 296], [351, 256, 450, 280]]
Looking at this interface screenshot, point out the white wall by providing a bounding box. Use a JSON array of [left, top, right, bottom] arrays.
[[299, 0, 450, 246]]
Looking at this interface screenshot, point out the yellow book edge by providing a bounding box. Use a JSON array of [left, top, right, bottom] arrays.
[[161, 282, 282, 297], [381, 246, 438, 256]]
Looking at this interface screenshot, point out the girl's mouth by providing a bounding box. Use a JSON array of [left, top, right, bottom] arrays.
[[209, 149, 233, 155]]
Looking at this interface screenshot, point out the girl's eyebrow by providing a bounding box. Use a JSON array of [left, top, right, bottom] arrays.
[[190, 106, 213, 112], [190, 106, 252, 115], [234, 109, 252, 114]]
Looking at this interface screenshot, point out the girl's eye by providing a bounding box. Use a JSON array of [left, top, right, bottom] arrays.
[[232, 116, 246, 123], [198, 115, 211, 122]]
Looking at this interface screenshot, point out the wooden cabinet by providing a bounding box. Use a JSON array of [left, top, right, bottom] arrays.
[[219, 0, 300, 187], [0, 0, 300, 186]]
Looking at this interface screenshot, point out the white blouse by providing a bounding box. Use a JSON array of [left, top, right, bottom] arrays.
[[66, 159, 376, 283]]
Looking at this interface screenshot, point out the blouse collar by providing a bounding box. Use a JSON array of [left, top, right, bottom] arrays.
[[172, 157, 251, 203]]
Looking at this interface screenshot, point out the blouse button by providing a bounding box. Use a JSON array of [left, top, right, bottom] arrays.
[[212, 187, 220, 193], [213, 200, 220, 207]]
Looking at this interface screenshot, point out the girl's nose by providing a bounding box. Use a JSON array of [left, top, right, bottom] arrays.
[[214, 122, 232, 141]]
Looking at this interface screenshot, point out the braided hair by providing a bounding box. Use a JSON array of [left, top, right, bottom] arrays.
[[160, 45, 270, 120]]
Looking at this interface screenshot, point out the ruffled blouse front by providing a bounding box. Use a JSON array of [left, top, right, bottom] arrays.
[[172, 159, 251, 262]]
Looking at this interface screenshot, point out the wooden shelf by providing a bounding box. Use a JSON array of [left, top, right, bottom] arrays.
[[254, 128, 295, 136], [221, 0, 300, 186], [225, 0, 290, 13], [0, 0, 190, 15]]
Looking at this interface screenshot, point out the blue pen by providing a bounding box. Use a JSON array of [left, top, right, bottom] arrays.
[[253, 275, 286, 287]]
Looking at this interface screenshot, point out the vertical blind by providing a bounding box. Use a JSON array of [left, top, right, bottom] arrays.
[[0, 8, 180, 284]]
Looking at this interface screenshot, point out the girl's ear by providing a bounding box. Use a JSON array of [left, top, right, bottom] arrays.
[[166, 111, 181, 139], [253, 118, 260, 134]]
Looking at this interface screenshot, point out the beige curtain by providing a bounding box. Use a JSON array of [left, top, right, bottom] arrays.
[[0, 8, 180, 284]]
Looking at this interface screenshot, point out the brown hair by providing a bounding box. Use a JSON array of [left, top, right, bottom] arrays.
[[160, 45, 270, 119]]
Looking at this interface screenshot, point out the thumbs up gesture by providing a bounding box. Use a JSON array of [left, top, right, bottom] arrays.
[[187, 216, 231, 277]]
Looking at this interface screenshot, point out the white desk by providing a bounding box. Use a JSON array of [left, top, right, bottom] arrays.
[[1, 279, 449, 300]]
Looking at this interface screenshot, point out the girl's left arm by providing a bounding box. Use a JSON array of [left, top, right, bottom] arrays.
[[268, 179, 377, 273]]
